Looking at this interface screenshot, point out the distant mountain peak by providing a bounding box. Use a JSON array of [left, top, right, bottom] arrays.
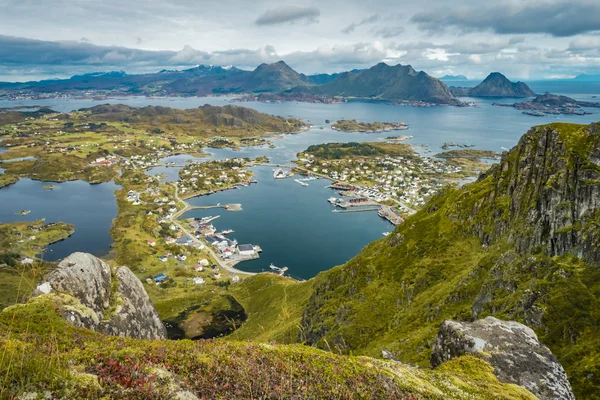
[[453, 72, 534, 98]]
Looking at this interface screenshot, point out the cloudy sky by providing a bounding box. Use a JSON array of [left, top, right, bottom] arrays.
[[1, 0, 600, 81]]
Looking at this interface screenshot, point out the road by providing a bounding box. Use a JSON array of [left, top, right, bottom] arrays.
[[171, 184, 257, 276]]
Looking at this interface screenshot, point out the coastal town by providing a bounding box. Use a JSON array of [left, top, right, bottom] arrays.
[[295, 142, 489, 210]]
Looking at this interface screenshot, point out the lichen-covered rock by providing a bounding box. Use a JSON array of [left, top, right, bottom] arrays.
[[33, 252, 166, 340], [431, 316, 574, 400]]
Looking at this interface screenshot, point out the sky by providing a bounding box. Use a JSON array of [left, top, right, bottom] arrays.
[[1, 0, 600, 81]]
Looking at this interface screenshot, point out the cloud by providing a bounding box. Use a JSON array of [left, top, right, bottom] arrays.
[[568, 36, 600, 51], [254, 6, 320, 26], [411, 1, 600, 37], [341, 14, 379, 34], [372, 26, 405, 38]]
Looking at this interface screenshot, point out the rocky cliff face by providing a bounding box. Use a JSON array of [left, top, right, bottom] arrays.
[[33, 252, 166, 340], [469, 123, 600, 262], [431, 317, 574, 400]]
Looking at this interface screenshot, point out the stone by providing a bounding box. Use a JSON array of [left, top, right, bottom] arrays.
[[35, 282, 52, 295], [431, 316, 575, 400], [33, 252, 166, 340]]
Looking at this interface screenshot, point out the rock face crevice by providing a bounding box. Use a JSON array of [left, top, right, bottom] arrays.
[[34, 252, 166, 340], [431, 317, 575, 400]]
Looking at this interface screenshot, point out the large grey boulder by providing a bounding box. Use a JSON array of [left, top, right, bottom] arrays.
[[34, 252, 166, 340], [431, 317, 574, 400]]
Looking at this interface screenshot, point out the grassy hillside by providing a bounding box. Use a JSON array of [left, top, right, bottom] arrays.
[[0, 294, 536, 399], [226, 122, 600, 398], [83, 104, 306, 137]]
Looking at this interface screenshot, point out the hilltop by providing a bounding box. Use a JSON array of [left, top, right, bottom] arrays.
[[451, 72, 535, 97]]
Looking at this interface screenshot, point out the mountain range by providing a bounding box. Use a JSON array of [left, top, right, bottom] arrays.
[[0, 61, 460, 105]]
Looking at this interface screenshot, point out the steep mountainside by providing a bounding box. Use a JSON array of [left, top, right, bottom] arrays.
[[306, 62, 458, 104], [452, 72, 535, 97], [289, 122, 599, 398]]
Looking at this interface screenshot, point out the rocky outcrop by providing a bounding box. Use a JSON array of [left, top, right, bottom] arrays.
[[33, 252, 166, 340], [431, 317, 575, 400], [471, 123, 600, 262]]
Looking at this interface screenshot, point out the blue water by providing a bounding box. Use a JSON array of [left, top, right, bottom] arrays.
[[0, 179, 119, 261], [183, 167, 390, 278], [1, 81, 599, 276]]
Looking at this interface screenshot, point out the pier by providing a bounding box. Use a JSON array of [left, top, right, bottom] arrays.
[[188, 203, 242, 212], [332, 207, 380, 213]]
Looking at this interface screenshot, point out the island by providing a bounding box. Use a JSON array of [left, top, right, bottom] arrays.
[[451, 72, 534, 98], [493, 93, 600, 116], [331, 120, 408, 133]]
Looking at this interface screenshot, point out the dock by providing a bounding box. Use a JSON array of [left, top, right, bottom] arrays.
[[332, 207, 380, 213], [188, 203, 242, 212]]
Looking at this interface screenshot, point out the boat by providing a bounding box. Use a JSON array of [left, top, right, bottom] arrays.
[[382, 232, 391, 236], [269, 263, 279, 270], [42, 185, 55, 190], [273, 168, 289, 179], [17, 210, 31, 216], [294, 179, 308, 187], [328, 197, 338, 204], [221, 229, 234, 235]]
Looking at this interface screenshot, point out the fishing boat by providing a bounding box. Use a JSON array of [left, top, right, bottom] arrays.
[[17, 210, 31, 216]]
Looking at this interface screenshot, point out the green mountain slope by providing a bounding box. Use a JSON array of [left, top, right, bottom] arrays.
[[233, 122, 600, 398]]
